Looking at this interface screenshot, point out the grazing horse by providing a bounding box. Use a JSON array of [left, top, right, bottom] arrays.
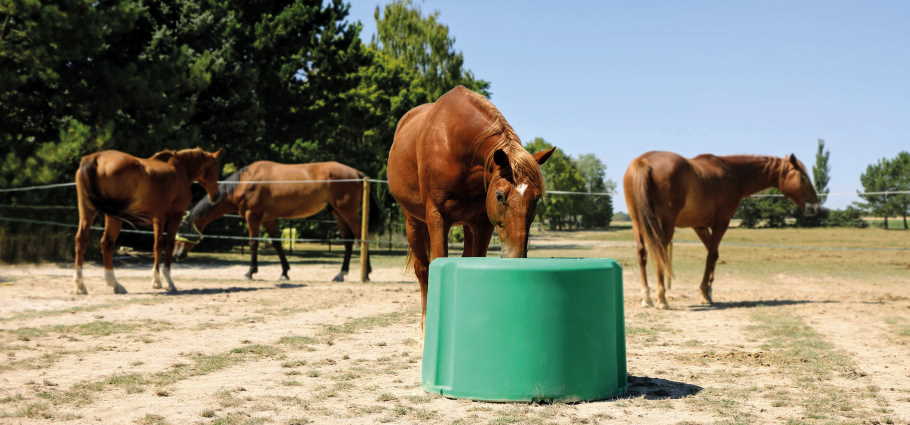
[[388, 85, 555, 328], [172, 161, 381, 281], [74, 148, 223, 294], [623, 151, 820, 309]]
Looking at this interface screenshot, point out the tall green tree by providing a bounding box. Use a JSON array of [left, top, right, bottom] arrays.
[[573, 154, 615, 228], [372, 0, 490, 100], [525, 138, 586, 230], [813, 139, 831, 205]]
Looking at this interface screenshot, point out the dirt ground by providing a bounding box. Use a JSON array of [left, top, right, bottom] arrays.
[[0, 232, 908, 425]]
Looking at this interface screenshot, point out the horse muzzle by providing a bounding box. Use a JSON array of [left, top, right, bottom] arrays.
[[804, 203, 821, 217]]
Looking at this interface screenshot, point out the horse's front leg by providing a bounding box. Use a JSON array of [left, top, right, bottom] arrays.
[[101, 216, 127, 294], [425, 205, 450, 260]]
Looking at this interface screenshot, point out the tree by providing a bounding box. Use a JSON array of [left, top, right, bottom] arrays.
[[573, 154, 615, 229], [372, 0, 490, 100], [525, 138, 585, 230], [855, 154, 910, 229], [813, 139, 831, 206], [735, 189, 791, 228]]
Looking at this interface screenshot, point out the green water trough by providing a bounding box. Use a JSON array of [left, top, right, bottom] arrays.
[[421, 257, 627, 402]]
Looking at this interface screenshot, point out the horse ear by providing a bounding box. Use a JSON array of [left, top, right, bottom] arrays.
[[212, 148, 223, 159], [534, 147, 557, 165], [787, 153, 798, 166], [493, 149, 512, 178]]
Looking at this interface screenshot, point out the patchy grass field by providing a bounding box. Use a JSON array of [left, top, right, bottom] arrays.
[[0, 227, 908, 425]]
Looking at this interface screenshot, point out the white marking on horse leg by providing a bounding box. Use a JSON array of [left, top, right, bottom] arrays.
[[152, 264, 162, 289], [106, 269, 127, 294], [163, 265, 177, 293], [73, 267, 87, 295], [516, 183, 528, 195]]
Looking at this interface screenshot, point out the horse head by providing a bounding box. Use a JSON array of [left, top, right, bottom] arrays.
[[196, 148, 223, 202], [485, 147, 556, 258], [778, 153, 820, 216]]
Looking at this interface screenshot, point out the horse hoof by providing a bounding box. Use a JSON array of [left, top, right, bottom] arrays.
[[641, 299, 654, 308], [278, 275, 289, 281], [244, 273, 254, 280], [657, 303, 670, 310], [331, 274, 345, 282], [113, 284, 128, 295], [75, 288, 88, 296], [167, 287, 178, 294]]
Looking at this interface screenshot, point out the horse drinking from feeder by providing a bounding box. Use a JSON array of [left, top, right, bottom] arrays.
[[623, 151, 820, 309], [387, 85, 555, 329], [74, 148, 223, 294], [173, 161, 382, 281]]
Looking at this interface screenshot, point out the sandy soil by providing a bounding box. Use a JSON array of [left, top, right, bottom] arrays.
[[0, 243, 908, 425]]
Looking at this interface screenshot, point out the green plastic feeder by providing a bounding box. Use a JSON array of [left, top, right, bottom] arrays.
[[422, 258, 627, 402]]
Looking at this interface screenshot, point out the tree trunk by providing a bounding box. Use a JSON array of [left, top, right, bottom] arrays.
[[883, 216, 889, 229], [903, 213, 908, 230]]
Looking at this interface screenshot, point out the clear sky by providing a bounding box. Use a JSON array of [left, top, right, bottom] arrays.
[[348, 1, 909, 211]]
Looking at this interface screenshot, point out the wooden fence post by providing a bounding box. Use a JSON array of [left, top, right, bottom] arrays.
[[360, 177, 370, 282]]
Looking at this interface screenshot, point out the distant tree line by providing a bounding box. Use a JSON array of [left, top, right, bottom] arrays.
[[734, 140, 909, 229]]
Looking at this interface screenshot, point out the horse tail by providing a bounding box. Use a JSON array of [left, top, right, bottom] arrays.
[[628, 162, 673, 279], [367, 186, 384, 235], [76, 156, 144, 227]]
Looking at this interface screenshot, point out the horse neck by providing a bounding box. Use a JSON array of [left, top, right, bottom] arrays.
[[173, 150, 206, 181], [187, 195, 231, 232], [726, 155, 784, 197]]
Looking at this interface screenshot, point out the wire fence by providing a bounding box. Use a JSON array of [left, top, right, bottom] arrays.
[[1, 178, 908, 253]]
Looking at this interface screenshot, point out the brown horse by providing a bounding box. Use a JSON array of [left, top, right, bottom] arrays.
[[172, 161, 381, 281], [74, 148, 223, 294], [388, 86, 555, 328], [623, 151, 820, 309]]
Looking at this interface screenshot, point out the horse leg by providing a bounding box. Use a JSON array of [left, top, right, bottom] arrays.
[[330, 210, 354, 282], [655, 217, 676, 309], [633, 227, 653, 307], [469, 220, 494, 257], [74, 209, 96, 295], [244, 212, 262, 280], [161, 214, 182, 293], [704, 222, 730, 305], [694, 227, 714, 304], [405, 216, 431, 334], [151, 217, 163, 289], [425, 205, 449, 260], [461, 225, 475, 257], [100, 216, 127, 294], [264, 221, 290, 280]]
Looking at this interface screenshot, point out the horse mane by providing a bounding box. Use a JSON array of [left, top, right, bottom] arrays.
[[149, 150, 177, 162], [184, 166, 245, 225], [459, 88, 544, 191]]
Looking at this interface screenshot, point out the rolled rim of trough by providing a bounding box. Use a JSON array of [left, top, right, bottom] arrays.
[[422, 257, 627, 402]]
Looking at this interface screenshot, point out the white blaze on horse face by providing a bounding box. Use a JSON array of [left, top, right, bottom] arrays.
[[516, 183, 528, 196]]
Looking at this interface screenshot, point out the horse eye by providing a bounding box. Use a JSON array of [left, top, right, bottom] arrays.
[[496, 190, 507, 204]]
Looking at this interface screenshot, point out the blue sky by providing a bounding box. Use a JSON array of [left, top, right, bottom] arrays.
[[348, 1, 909, 210]]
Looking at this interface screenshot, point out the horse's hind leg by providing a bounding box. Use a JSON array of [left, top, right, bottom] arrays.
[[405, 216, 431, 334], [655, 220, 676, 310], [633, 228, 653, 307], [244, 212, 262, 280], [264, 221, 290, 280], [74, 209, 96, 295], [331, 210, 354, 282], [161, 214, 182, 293], [100, 216, 127, 294], [151, 217, 164, 289]]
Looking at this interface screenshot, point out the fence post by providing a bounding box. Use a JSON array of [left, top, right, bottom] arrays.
[[360, 177, 370, 282]]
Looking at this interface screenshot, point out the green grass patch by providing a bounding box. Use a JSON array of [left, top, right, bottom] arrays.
[[4, 320, 173, 339]]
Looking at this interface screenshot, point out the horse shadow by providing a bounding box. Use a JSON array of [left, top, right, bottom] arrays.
[[687, 299, 838, 311], [150, 283, 307, 296], [624, 375, 702, 400]]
